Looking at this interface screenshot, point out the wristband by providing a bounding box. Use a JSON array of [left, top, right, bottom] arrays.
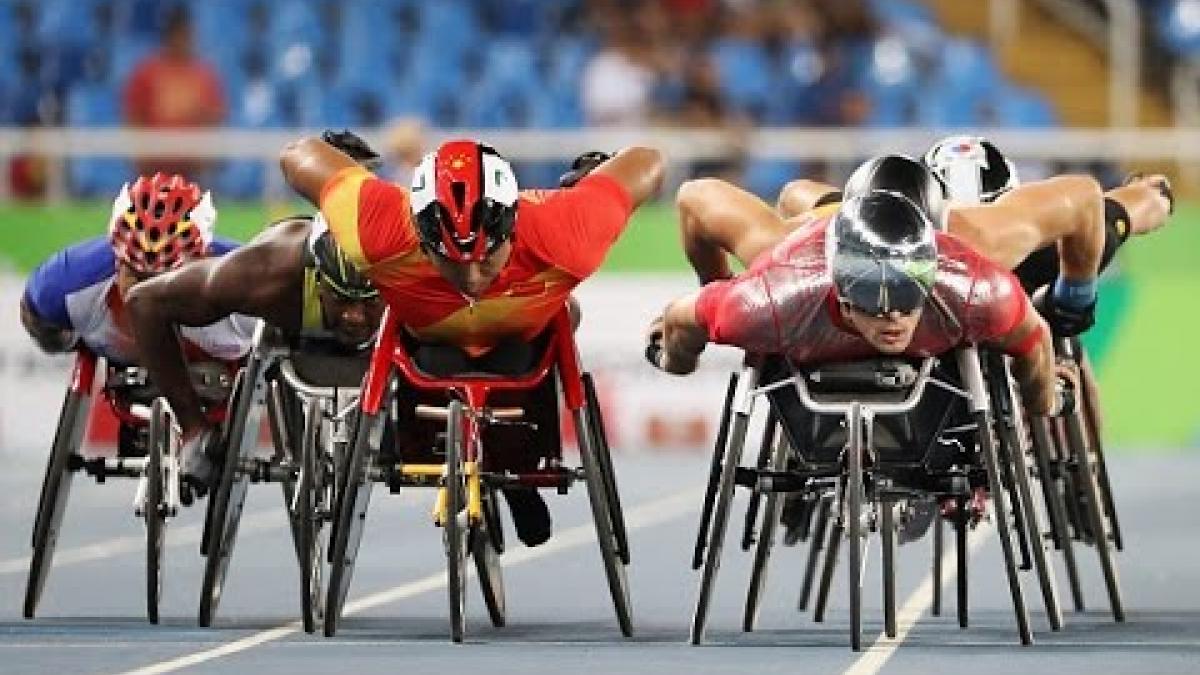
[[1051, 277, 1098, 311]]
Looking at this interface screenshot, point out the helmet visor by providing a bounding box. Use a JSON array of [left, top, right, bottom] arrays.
[[834, 254, 934, 316]]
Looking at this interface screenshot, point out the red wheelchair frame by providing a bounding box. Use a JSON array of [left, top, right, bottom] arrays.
[[324, 305, 631, 642]]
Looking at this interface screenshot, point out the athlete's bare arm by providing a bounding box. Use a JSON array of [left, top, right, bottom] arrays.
[[591, 146, 666, 207], [989, 296, 1057, 416], [1105, 174, 1173, 236], [948, 175, 1105, 280], [126, 221, 309, 436], [279, 136, 360, 206], [676, 178, 795, 283], [776, 178, 838, 220]]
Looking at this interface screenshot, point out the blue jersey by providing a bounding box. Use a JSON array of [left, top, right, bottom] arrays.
[[23, 236, 255, 365]]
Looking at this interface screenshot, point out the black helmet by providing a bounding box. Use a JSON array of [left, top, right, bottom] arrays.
[[923, 135, 1018, 204], [844, 154, 947, 228], [829, 191, 938, 316], [311, 229, 379, 300]]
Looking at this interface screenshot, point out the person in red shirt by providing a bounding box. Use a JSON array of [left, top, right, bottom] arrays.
[[650, 190, 1068, 417], [122, 6, 226, 177], [280, 135, 664, 545]]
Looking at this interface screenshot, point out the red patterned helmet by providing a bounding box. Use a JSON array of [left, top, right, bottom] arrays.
[[109, 173, 216, 274], [411, 140, 519, 263]]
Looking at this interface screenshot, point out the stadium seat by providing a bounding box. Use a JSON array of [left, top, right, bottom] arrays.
[[709, 38, 774, 121], [741, 159, 802, 200], [992, 84, 1059, 127], [63, 84, 132, 197], [859, 37, 919, 127], [1155, 0, 1200, 56]]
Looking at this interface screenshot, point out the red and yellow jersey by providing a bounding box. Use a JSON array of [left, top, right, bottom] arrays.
[[319, 167, 633, 355]]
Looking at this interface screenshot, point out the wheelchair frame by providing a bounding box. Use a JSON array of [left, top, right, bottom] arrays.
[[323, 306, 630, 643], [24, 350, 195, 624], [689, 346, 1038, 650]]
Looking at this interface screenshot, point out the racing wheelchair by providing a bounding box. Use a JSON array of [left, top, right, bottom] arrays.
[[322, 306, 630, 642], [197, 324, 360, 633], [24, 349, 234, 624], [690, 346, 1062, 650]]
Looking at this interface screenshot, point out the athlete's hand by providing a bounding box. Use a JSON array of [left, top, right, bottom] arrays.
[[1049, 359, 1079, 417], [644, 313, 701, 375], [322, 129, 382, 171], [558, 151, 612, 188], [1032, 286, 1096, 337], [1124, 172, 1174, 214]]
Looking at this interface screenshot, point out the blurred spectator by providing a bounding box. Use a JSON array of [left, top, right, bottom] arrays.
[[382, 117, 427, 187], [122, 6, 225, 177], [580, 8, 660, 126]]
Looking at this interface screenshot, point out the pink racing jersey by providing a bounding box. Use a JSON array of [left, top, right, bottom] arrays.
[[694, 211, 1029, 364]]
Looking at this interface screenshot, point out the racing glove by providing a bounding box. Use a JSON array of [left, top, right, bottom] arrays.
[[1048, 371, 1077, 418], [322, 128, 383, 171], [1032, 285, 1096, 337], [558, 151, 612, 188]]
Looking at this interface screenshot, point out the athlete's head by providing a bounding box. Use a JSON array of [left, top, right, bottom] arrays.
[[829, 191, 938, 354], [844, 154, 947, 229], [411, 139, 519, 298], [310, 228, 384, 347], [109, 172, 215, 298], [923, 135, 1018, 205]]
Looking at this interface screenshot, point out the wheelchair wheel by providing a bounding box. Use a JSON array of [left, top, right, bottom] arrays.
[[975, 409, 1033, 645], [845, 403, 865, 652], [989, 357, 1063, 631], [472, 489, 505, 628], [1077, 344, 1123, 552], [324, 407, 383, 637], [1001, 418, 1063, 630], [693, 373, 739, 571], [1029, 417, 1085, 612], [200, 365, 261, 627], [954, 496, 969, 628], [881, 498, 897, 639], [742, 430, 788, 632], [583, 373, 628, 566], [741, 412, 778, 553], [445, 400, 469, 643], [145, 399, 173, 625], [797, 496, 831, 612], [575, 405, 633, 638], [1064, 406, 1126, 622], [297, 398, 326, 634], [812, 519, 843, 624], [689, 387, 753, 644], [24, 386, 89, 619], [931, 511, 943, 617]]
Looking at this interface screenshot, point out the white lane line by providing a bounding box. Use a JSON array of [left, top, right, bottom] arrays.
[[0, 511, 283, 576], [842, 521, 992, 675], [1, 492, 428, 576], [110, 487, 700, 675]]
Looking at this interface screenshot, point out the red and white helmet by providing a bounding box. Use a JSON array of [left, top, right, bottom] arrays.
[[109, 173, 216, 274], [411, 140, 518, 263]]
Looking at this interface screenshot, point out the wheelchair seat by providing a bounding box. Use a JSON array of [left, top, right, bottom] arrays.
[[763, 355, 969, 483], [286, 349, 370, 389]]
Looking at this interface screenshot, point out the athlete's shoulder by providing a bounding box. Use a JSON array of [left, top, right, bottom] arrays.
[[24, 236, 115, 326], [30, 236, 116, 292]]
